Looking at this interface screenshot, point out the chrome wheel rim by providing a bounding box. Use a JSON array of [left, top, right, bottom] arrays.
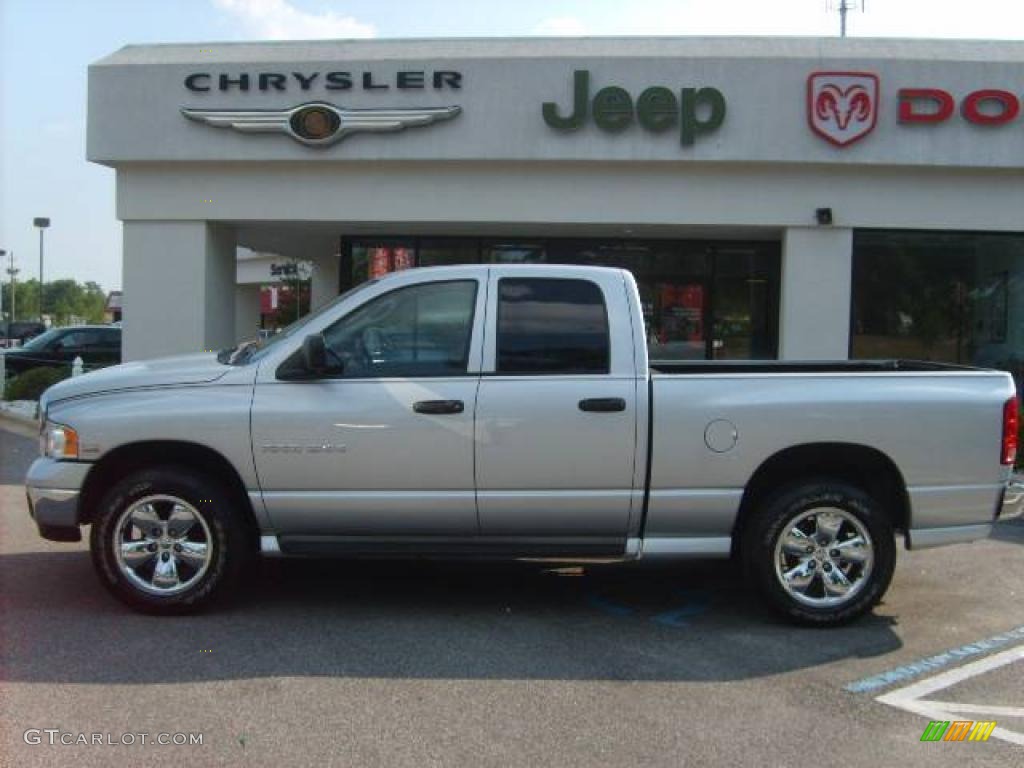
[[113, 495, 213, 597], [773, 507, 874, 608]]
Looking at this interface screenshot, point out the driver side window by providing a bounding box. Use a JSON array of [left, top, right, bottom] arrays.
[[322, 280, 477, 378], [53, 331, 93, 350]]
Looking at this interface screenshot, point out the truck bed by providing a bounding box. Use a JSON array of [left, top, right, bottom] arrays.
[[650, 359, 983, 375], [643, 360, 1012, 546]]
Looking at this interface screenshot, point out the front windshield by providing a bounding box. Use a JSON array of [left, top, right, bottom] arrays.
[[19, 328, 62, 351], [223, 279, 379, 365]]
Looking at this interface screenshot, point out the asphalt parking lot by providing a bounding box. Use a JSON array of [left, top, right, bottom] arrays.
[[1, 421, 1022, 766]]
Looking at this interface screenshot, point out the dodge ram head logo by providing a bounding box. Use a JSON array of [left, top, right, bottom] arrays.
[[807, 72, 879, 147]]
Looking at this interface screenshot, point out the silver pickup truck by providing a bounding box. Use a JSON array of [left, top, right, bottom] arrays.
[[25, 265, 1020, 625]]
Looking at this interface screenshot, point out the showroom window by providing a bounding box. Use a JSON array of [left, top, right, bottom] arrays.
[[341, 237, 780, 361], [851, 230, 1024, 382]]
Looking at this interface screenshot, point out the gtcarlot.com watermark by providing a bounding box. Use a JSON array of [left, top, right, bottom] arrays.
[[24, 729, 203, 746]]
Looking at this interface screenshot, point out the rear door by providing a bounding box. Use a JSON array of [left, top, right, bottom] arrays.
[[94, 328, 122, 368], [474, 268, 640, 548]]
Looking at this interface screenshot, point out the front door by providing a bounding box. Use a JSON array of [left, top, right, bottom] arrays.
[[251, 277, 485, 539], [474, 270, 640, 547]]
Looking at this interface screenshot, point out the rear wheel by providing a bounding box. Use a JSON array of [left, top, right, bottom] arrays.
[[90, 466, 251, 614], [743, 479, 896, 626]]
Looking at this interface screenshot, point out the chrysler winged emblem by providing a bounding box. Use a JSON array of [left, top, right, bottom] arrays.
[[807, 71, 879, 147], [181, 101, 461, 147]]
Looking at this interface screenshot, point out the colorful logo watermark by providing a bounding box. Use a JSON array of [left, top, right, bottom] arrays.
[[920, 720, 996, 742]]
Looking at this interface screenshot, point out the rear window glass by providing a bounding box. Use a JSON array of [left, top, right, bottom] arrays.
[[496, 278, 610, 374]]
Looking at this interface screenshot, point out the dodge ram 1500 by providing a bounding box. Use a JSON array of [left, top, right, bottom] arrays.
[[25, 265, 1021, 624]]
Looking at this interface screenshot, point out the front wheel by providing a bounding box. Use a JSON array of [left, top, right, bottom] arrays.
[[743, 479, 896, 626], [90, 466, 251, 614]]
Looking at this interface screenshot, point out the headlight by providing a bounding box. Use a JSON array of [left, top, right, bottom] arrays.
[[40, 422, 79, 460]]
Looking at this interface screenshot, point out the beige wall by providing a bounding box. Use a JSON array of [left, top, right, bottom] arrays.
[[122, 221, 235, 360], [115, 163, 1024, 233], [780, 228, 853, 360]]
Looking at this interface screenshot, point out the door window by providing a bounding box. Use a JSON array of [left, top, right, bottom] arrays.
[[98, 329, 122, 349], [496, 278, 610, 374], [55, 330, 100, 350], [322, 280, 477, 378]]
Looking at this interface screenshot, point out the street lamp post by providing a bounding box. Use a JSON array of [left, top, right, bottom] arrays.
[[34, 217, 50, 323], [4, 250, 16, 322]]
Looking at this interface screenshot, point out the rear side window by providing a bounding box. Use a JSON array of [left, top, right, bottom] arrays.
[[99, 329, 121, 348], [496, 278, 610, 374], [58, 330, 101, 348]]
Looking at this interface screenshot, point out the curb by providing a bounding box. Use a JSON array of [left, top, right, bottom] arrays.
[[0, 409, 38, 438]]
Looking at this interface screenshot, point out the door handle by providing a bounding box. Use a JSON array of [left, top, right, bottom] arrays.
[[579, 397, 626, 413], [413, 399, 465, 415]]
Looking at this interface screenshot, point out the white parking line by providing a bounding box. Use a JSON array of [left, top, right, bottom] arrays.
[[876, 644, 1024, 746]]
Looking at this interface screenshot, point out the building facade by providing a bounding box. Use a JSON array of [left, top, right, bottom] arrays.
[[88, 37, 1024, 377]]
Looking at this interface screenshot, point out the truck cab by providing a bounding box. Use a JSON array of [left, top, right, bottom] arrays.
[[250, 265, 642, 555]]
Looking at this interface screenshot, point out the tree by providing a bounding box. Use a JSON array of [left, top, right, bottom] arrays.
[[1, 278, 110, 324]]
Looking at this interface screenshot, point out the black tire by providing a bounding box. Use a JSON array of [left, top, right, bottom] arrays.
[[90, 466, 252, 614], [742, 479, 896, 627]]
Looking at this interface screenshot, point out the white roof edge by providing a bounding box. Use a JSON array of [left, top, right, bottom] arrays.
[[90, 36, 1024, 67]]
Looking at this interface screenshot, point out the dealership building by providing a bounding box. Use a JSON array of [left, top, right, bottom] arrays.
[[87, 37, 1023, 375]]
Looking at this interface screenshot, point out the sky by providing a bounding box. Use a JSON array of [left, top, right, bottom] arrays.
[[1, 0, 1022, 293]]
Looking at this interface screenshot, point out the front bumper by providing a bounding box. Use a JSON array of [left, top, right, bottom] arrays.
[[26, 487, 82, 541], [25, 457, 91, 542]]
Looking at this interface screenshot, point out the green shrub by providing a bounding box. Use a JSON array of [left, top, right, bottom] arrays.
[[3, 366, 70, 401]]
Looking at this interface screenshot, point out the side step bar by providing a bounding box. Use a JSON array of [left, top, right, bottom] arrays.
[[259, 533, 732, 560]]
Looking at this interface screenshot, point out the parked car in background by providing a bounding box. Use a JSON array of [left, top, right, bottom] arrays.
[[2, 325, 121, 378], [0, 321, 46, 349]]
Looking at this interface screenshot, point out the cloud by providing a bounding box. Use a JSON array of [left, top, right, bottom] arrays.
[[213, 0, 375, 40], [532, 16, 589, 36]]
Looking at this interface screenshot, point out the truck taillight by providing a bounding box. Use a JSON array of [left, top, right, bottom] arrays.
[[1002, 396, 1019, 466]]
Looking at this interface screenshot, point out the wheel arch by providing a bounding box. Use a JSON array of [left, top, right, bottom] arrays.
[[731, 442, 910, 553], [79, 440, 260, 549]]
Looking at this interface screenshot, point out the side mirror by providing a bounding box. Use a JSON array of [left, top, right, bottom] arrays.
[[301, 334, 328, 374]]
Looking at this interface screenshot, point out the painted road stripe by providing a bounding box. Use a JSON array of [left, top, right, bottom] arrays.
[[876, 644, 1024, 747], [844, 624, 1024, 693], [922, 701, 1024, 718]]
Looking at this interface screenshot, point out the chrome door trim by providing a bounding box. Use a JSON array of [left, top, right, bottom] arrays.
[[906, 523, 993, 550], [637, 536, 732, 559]]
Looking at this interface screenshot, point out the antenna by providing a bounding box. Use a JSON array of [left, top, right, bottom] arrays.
[[826, 1, 865, 37]]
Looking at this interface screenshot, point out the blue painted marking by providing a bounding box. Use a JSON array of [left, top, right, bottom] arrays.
[[586, 589, 712, 627], [844, 624, 1024, 693], [586, 594, 634, 618], [651, 594, 711, 627]]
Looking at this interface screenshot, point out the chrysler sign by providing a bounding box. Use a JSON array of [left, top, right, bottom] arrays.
[[181, 102, 461, 147], [184, 70, 463, 92], [180, 69, 464, 147]]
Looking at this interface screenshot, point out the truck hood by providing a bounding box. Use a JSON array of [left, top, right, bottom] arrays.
[[42, 353, 229, 405]]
